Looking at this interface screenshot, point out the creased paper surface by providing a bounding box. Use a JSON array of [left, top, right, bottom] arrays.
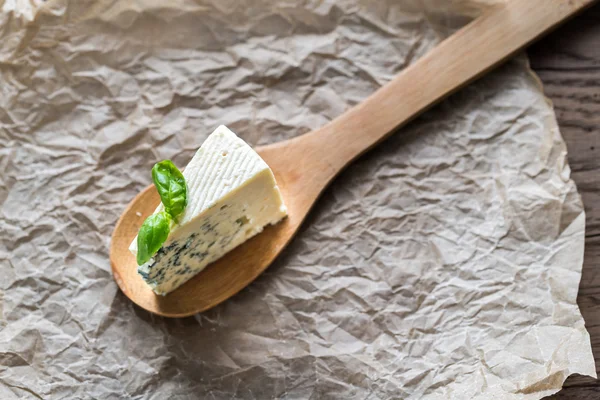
[[0, 0, 595, 399]]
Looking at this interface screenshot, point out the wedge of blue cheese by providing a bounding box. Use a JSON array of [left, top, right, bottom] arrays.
[[129, 125, 287, 295]]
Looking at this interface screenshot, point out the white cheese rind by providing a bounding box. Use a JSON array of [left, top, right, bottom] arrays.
[[130, 126, 287, 295]]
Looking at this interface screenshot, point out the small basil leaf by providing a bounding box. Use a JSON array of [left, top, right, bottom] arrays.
[[152, 160, 187, 220], [136, 212, 171, 265]]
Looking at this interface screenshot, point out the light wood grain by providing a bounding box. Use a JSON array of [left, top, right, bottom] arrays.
[[110, 0, 597, 317]]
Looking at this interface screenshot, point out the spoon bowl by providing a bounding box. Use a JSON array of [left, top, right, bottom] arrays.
[[110, 0, 595, 317], [109, 164, 302, 318]]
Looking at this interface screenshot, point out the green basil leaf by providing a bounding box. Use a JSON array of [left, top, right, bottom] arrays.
[[136, 212, 171, 265], [152, 160, 187, 220]]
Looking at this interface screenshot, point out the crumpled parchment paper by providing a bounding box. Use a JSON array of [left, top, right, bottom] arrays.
[[0, 0, 596, 398]]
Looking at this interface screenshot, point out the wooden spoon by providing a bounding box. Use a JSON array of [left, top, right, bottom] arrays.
[[110, 0, 596, 317]]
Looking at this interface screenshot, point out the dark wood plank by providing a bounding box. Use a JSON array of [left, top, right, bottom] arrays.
[[528, 2, 600, 398]]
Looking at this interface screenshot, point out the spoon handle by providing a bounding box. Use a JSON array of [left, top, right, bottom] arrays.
[[263, 0, 595, 198]]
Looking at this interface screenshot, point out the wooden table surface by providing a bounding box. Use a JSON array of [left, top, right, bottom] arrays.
[[528, 3, 600, 399]]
